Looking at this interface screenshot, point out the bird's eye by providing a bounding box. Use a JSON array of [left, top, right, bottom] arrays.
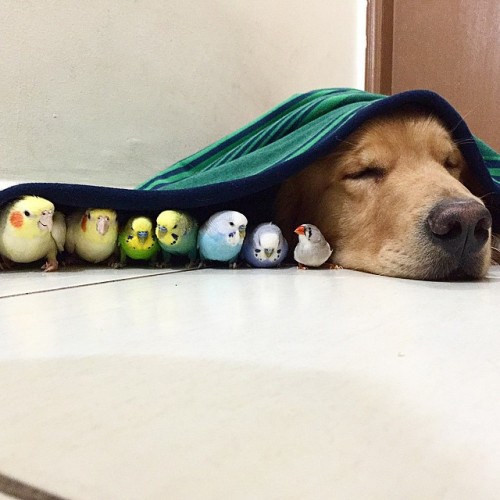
[[24, 210, 30, 217], [87, 213, 91, 220], [173, 224, 178, 229], [229, 222, 235, 226], [343, 166, 385, 181]]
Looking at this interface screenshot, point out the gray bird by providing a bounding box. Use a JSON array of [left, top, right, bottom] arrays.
[[293, 224, 332, 268]]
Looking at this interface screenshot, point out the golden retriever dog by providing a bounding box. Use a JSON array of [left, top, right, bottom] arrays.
[[274, 108, 493, 280]]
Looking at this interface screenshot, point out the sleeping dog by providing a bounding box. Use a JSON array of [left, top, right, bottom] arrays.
[[275, 109, 493, 280]]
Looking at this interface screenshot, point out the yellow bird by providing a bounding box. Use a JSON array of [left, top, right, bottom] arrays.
[[116, 216, 160, 267], [0, 195, 66, 271], [65, 208, 118, 264]]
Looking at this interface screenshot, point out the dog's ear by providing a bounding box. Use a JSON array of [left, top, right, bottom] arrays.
[[460, 166, 500, 223], [460, 167, 488, 198], [484, 199, 500, 235], [460, 164, 500, 262], [273, 178, 301, 247], [491, 234, 500, 265]]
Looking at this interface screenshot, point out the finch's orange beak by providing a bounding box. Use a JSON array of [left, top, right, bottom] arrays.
[[294, 225, 305, 235]]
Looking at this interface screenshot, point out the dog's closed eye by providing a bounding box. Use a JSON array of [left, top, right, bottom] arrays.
[[444, 157, 460, 171], [343, 166, 386, 181]]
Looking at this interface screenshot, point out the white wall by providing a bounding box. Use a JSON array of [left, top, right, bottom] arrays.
[[0, 0, 366, 188]]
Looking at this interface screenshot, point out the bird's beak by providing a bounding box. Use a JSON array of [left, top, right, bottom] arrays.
[[294, 225, 305, 235], [38, 211, 53, 232], [264, 248, 274, 258], [97, 217, 110, 235], [137, 230, 149, 242], [239, 225, 246, 238], [157, 225, 167, 235]]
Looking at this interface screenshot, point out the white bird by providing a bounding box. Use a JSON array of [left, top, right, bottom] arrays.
[[293, 224, 332, 269]]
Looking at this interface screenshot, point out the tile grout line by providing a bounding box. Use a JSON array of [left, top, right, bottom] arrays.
[[0, 471, 69, 500], [0, 268, 197, 300]]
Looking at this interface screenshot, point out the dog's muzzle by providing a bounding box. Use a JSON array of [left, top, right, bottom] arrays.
[[427, 199, 491, 254], [425, 199, 492, 279]]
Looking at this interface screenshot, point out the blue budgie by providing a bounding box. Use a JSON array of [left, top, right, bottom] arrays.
[[197, 210, 248, 267], [242, 222, 288, 268]]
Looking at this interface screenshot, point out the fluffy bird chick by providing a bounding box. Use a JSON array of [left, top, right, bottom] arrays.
[[116, 216, 159, 268], [242, 223, 288, 268], [65, 208, 118, 264], [197, 210, 247, 268], [0, 195, 65, 271], [156, 210, 199, 267], [294, 224, 333, 269]]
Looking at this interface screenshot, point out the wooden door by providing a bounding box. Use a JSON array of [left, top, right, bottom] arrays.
[[366, 0, 500, 151]]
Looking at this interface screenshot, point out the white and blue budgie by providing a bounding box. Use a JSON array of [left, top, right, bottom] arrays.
[[242, 222, 288, 268], [197, 210, 247, 267]]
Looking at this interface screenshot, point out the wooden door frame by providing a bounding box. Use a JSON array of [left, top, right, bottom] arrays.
[[365, 0, 394, 94]]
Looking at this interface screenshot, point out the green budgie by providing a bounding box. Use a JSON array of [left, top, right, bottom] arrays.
[[155, 210, 199, 267], [115, 216, 159, 268]]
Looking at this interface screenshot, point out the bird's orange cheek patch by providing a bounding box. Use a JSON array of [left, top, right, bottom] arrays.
[[9, 211, 24, 228], [81, 215, 87, 232]]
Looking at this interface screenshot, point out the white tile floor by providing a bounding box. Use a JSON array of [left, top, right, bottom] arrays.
[[1, 266, 500, 500]]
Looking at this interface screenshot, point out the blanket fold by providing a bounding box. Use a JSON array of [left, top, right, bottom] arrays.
[[1, 88, 499, 222]]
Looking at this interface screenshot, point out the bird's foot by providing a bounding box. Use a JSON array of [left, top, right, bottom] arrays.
[[297, 263, 308, 270], [111, 261, 126, 269], [62, 253, 83, 267], [186, 260, 199, 270], [0, 256, 15, 271], [104, 255, 120, 268], [325, 263, 343, 270], [42, 259, 59, 272], [152, 261, 166, 269], [156, 261, 171, 269]]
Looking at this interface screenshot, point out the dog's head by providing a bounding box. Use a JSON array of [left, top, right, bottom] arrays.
[[275, 110, 492, 280]]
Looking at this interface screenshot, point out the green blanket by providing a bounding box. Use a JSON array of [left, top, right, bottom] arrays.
[[1, 88, 499, 223]]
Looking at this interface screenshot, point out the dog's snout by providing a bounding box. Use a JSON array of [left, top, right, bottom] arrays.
[[427, 199, 492, 256]]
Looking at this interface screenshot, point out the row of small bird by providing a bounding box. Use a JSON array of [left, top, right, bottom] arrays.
[[0, 195, 333, 271]]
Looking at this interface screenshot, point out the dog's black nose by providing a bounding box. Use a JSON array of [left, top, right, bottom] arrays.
[[427, 199, 492, 256]]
